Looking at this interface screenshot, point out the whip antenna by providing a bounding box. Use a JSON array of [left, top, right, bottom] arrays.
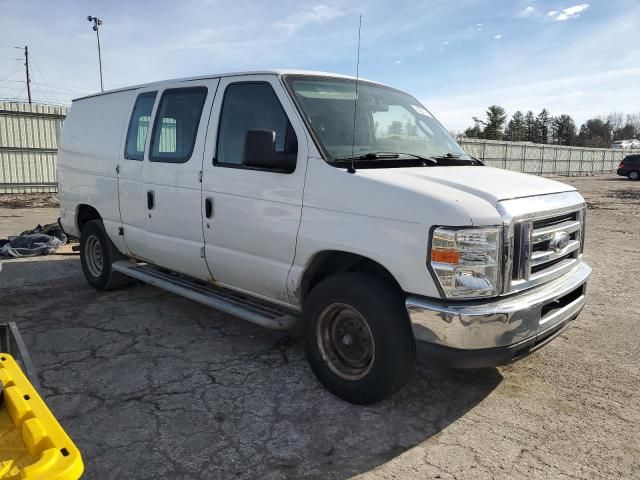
[[348, 15, 362, 174]]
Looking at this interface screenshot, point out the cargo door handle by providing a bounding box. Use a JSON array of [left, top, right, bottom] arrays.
[[205, 197, 214, 218], [147, 191, 155, 210]]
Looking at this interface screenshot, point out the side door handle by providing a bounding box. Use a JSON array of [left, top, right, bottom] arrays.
[[205, 197, 214, 218], [147, 191, 155, 210]]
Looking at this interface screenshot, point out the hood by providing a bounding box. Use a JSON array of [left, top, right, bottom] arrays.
[[361, 166, 575, 206]]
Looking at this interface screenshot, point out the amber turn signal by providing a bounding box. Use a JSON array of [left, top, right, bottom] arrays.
[[431, 248, 461, 264]]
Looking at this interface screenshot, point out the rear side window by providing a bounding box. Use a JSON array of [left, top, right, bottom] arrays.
[[124, 92, 156, 160], [149, 87, 208, 163], [216, 82, 296, 166]]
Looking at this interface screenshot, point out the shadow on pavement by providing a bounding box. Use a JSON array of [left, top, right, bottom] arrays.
[[2, 257, 502, 479]]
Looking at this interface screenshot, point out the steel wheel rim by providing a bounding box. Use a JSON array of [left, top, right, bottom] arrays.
[[316, 303, 375, 381], [631, 171, 639, 180], [85, 234, 104, 278]]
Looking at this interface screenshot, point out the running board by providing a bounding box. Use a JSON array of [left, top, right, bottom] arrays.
[[112, 261, 298, 330]]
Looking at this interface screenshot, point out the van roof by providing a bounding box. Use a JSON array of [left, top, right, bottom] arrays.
[[73, 69, 386, 102]]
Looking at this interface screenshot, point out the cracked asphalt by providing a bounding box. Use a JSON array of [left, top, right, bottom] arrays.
[[1, 175, 639, 479]]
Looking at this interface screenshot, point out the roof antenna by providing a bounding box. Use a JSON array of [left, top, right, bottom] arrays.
[[348, 15, 362, 175]]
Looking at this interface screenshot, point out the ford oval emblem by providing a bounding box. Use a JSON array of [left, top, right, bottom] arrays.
[[551, 232, 570, 253]]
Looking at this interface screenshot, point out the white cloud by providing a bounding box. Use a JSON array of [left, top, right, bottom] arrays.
[[442, 40, 450, 46], [395, 60, 402, 64], [548, 4, 589, 21], [276, 4, 345, 34], [518, 5, 535, 17], [494, 34, 503, 40]]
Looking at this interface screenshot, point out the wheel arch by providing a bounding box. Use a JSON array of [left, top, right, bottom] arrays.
[[298, 250, 403, 304], [76, 204, 102, 233]]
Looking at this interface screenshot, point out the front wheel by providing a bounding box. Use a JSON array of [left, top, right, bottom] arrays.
[[628, 170, 639, 181], [303, 273, 416, 404]]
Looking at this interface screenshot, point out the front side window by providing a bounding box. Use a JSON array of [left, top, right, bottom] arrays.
[[124, 91, 156, 160], [216, 82, 297, 166], [285, 76, 467, 165], [149, 87, 207, 163]]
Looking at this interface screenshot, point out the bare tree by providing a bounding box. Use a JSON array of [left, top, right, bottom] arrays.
[[626, 113, 640, 137], [606, 112, 625, 140]]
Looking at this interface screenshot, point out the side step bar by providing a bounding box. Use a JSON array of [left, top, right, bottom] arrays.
[[112, 261, 298, 330]]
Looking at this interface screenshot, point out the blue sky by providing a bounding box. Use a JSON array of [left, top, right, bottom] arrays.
[[1, 0, 638, 131]]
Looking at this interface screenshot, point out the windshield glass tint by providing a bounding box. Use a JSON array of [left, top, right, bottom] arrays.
[[287, 76, 465, 161]]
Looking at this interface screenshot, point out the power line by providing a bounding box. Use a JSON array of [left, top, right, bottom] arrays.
[[31, 81, 94, 92], [0, 85, 26, 92], [13, 83, 26, 101], [30, 82, 94, 96], [0, 95, 67, 106], [26, 52, 64, 104], [0, 80, 82, 103], [1, 77, 93, 96], [0, 66, 23, 81]]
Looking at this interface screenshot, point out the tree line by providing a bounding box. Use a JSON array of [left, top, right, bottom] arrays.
[[463, 107, 640, 148]]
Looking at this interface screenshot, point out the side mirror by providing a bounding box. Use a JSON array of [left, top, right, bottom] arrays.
[[242, 129, 296, 172]]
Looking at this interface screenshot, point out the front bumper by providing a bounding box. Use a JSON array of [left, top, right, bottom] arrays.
[[406, 262, 591, 368]]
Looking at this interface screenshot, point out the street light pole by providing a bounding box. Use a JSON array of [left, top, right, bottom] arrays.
[[87, 15, 104, 92]]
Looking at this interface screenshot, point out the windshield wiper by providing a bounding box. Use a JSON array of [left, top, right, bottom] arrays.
[[334, 152, 438, 164], [430, 153, 484, 165]]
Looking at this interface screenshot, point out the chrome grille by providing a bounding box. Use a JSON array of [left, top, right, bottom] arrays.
[[509, 208, 584, 293]]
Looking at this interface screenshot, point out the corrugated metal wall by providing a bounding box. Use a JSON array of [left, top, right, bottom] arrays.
[[0, 102, 67, 193], [1, 101, 640, 194], [459, 138, 640, 176]]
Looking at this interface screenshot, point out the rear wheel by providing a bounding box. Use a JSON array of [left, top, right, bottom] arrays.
[[628, 170, 639, 181], [80, 220, 130, 290], [303, 273, 416, 404]]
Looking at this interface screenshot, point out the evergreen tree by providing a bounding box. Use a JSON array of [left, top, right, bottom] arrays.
[[482, 105, 507, 140], [464, 117, 485, 138], [578, 118, 612, 147], [553, 115, 577, 146], [506, 111, 525, 141], [537, 109, 551, 144], [524, 111, 537, 142]]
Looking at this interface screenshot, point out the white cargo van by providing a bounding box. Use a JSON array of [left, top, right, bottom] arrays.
[[58, 70, 591, 404]]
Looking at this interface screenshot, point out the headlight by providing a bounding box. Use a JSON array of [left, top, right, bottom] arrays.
[[429, 226, 502, 299]]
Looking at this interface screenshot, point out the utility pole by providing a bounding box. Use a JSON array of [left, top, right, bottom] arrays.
[[87, 15, 104, 92], [15, 45, 32, 104]]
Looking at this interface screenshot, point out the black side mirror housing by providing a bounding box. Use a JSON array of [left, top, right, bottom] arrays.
[[242, 129, 296, 173]]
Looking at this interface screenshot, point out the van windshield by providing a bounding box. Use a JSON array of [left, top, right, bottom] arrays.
[[285, 75, 469, 166]]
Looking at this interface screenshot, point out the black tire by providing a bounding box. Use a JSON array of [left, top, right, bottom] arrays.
[[80, 220, 130, 291], [628, 170, 639, 181], [303, 273, 416, 405]]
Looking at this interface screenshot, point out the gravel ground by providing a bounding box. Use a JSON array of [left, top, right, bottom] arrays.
[[0, 175, 639, 479], [0, 193, 59, 209]]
